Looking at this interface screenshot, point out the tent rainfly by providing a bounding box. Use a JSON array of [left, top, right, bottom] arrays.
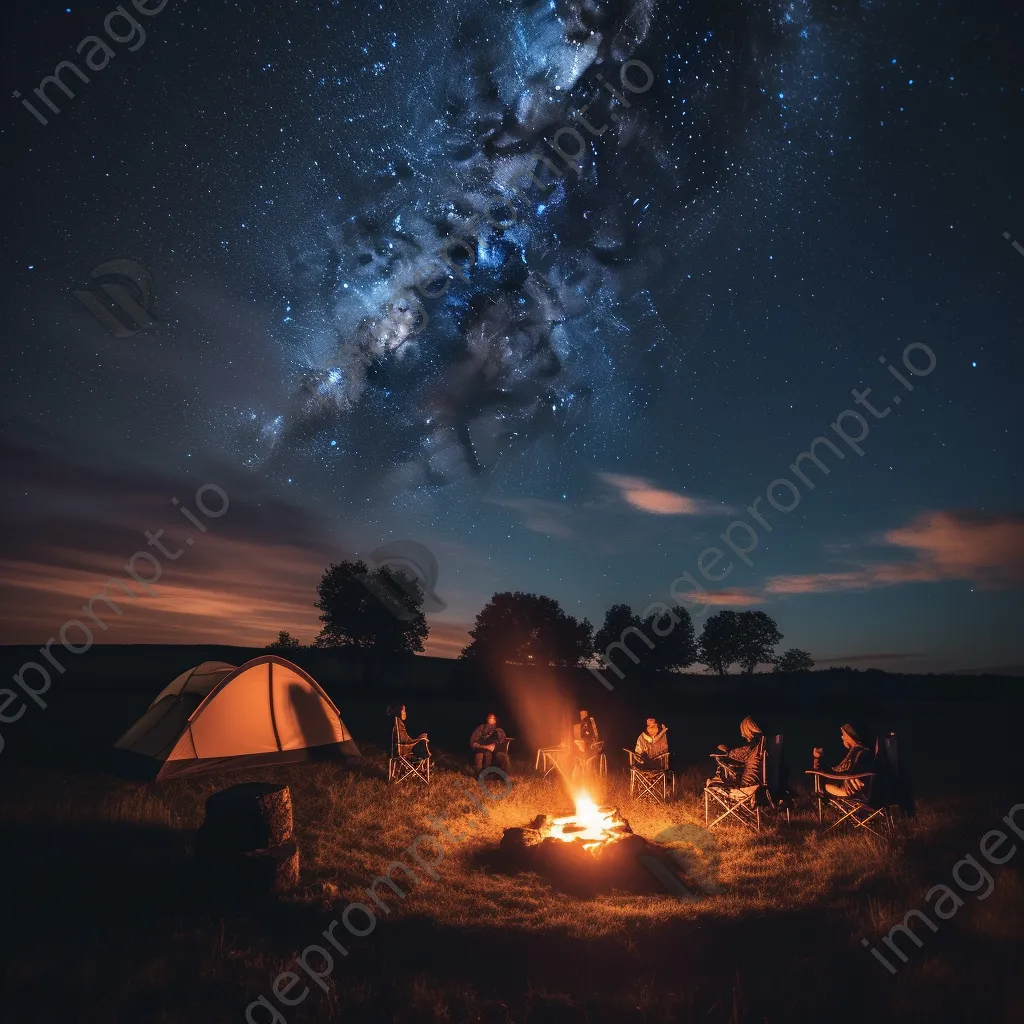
[[114, 655, 360, 779]]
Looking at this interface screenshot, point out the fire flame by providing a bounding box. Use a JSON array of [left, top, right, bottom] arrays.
[[544, 789, 620, 851]]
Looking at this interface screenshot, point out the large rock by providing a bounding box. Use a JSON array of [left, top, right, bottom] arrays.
[[534, 837, 598, 882], [500, 826, 545, 855]]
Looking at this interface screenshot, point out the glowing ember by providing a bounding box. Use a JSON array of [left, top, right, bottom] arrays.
[[541, 790, 625, 852]]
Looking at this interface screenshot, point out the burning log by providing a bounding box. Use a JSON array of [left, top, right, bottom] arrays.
[[498, 790, 696, 896]]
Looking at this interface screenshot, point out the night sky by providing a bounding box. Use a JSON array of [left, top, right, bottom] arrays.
[[1, 0, 1021, 673]]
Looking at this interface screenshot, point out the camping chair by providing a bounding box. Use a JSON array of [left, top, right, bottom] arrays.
[[535, 744, 564, 777], [572, 740, 607, 782], [704, 734, 791, 832], [388, 717, 431, 785], [624, 747, 675, 804], [495, 736, 514, 767], [476, 737, 514, 773], [806, 732, 903, 836]]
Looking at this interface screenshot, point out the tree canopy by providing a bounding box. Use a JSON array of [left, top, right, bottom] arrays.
[[593, 603, 697, 678], [735, 610, 784, 674], [642, 604, 698, 672], [775, 648, 815, 672], [314, 560, 428, 654], [698, 610, 742, 674], [698, 610, 783, 674], [266, 630, 301, 650], [461, 591, 592, 667]]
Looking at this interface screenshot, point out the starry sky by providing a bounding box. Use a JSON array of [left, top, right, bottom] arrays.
[[1, 0, 1021, 674]]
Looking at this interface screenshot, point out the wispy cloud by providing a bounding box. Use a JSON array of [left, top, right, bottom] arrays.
[[422, 621, 471, 658], [766, 510, 1024, 594], [700, 588, 763, 607], [0, 435, 342, 646], [596, 473, 727, 516], [491, 498, 575, 539]]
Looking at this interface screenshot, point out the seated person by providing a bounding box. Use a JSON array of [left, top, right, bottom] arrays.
[[633, 717, 669, 770], [389, 703, 428, 761], [573, 707, 601, 755], [470, 713, 511, 773], [813, 723, 872, 798], [713, 715, 764, 788]]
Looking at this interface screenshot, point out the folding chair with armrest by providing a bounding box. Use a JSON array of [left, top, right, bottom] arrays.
[[806, 732, 904, 836], [388, 717, 432, 785], [624, 744, 675, 803], [704, 734, 791, 832]]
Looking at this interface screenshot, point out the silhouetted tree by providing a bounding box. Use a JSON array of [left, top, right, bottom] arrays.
[[642, 604, 698, 672], [698, 610, 742, 675], [594, 603, 645, 653], [314, 560, 428, 654], [775, 648, 814, 672], [591, 603, 697, 679], [735, 610, 784, 674], [591, 603, 651, 681], [461, 592, 592, 667], [267, 630, 301, 650]]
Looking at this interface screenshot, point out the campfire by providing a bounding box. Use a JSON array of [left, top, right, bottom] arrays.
[[498, 788, 693, 895], [538, 791, 628, 853]]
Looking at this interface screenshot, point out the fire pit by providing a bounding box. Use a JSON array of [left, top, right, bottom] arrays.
[[540, 793, 630, 849], [499, 790, 694, 895]]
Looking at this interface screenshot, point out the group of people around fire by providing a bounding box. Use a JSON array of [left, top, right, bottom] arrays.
[[387, 702, 874, 797]]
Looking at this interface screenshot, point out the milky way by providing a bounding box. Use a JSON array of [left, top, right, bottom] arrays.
[[238, 0, 858, 500]]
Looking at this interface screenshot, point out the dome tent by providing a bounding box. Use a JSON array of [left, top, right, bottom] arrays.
[[114, 655, 359, 779]]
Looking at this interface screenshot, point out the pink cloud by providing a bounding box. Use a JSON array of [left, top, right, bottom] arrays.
[[766, 510, 1024, 595], [597, 473, 721, 515], [699, 588, 763, 606]]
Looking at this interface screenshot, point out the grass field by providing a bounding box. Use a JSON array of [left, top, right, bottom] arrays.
[[3, 724, 1022, 1024]]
